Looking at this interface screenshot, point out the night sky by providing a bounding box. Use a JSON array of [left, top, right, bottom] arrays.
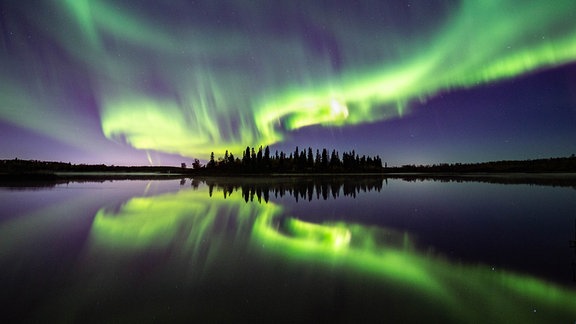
[[1, 0, 576, 166]]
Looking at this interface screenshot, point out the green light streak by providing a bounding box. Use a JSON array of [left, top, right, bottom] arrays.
[[0, 80, 103, 151], [255, 1, 576, 143], [95, 0, 576, 155], [92, 188, 225, 251], [251, 211, 441, 294], [2, 1, 576, 158], [88, 185, 576, 321], [284, 217, 352, 251]]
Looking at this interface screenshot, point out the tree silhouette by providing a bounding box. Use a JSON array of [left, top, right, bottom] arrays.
[[321, 149, 329, 170], [264, 146, 270, 169], [192, 159, 202, 169], [207, 152, 216, 168], [194, 145, 396, 174], [307, 147, 314, 169]]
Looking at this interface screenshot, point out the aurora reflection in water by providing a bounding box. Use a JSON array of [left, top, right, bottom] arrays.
[[1, 178, 575, 322]]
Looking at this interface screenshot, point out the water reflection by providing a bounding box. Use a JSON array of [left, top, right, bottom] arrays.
[[87, 180, 576, 322], [388, 174, 576, 189], [571, 219, 576, 253], [200, 176, 386, 202], [571, 219, 576, 282], [2, 178, 576, 322]]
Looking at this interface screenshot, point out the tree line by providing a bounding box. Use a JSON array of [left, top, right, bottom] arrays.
[[199, 146, 384, 173], [0, 158, 183, 174], [398, 155, 576, 173]]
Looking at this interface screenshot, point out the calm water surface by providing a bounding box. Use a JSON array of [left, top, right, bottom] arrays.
[[1, 177, 575, 322]]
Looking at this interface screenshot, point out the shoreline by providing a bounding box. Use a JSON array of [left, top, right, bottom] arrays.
[[2, 171, 576, 188]]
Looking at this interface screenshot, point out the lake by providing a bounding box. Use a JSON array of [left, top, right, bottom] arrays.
[[1, 176, 576, 322]]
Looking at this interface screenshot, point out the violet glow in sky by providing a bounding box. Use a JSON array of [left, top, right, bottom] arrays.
[[1, 0, 576, 166]]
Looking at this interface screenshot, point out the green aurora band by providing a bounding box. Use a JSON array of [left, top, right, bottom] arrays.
[[2, 1, 576, 159], [86, 186, 576, 322]]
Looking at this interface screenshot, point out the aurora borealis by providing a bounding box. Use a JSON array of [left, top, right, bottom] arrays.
[[1, 1, 576, 165]]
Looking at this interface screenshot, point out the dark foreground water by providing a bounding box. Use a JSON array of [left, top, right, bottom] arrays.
[[1, 177, 575, 323]]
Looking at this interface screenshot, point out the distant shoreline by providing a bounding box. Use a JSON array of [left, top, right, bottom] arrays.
[[1, 170, 576, 189], [1, 156, 576, 186], [5, 155, 576, 175]]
